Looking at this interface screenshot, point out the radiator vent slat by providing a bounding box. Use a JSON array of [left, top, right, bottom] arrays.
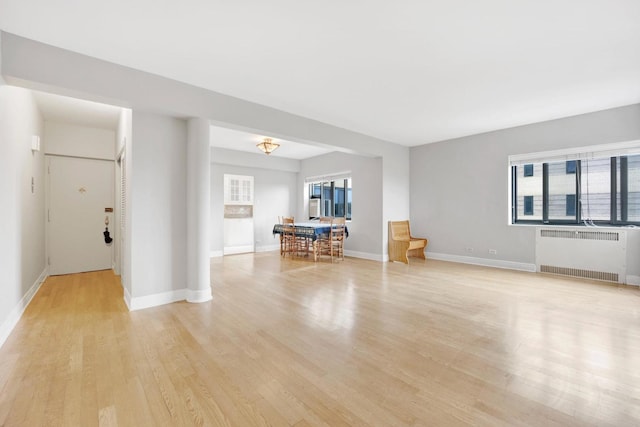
[[540, 229, 619, 241], [540, 265, 619, 282]]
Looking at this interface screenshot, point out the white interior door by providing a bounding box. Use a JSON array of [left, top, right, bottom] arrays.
[[48, 156, 114, 275]]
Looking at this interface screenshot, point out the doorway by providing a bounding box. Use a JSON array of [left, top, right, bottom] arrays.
[[47, 156, 114, 275]]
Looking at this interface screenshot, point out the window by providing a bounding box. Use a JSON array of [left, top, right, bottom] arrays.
[[581, 157, 610, 221], [628, 155, 640, 222], [510, 142, 640, 226], [307, 176, 352, 220], [565, 194, 576, 216], [548, 161, 577, 221], [524, 164, 534, 177], [513, 163, 542, 220], [523, 196, 534, 215]]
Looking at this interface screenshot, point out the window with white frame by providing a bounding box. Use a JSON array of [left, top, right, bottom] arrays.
[[306, 173, 352, 220], [509, 141, 640, 226]]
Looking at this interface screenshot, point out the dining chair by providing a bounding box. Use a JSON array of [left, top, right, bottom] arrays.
[[329, 217, 346, 261], [316, 217, 333, 258], [281, 216, 296, 257]]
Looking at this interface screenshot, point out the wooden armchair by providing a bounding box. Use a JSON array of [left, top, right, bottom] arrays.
[[388, 220, 428, 264]]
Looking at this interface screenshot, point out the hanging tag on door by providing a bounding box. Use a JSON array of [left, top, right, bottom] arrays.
[[104, 227, 113, 244]]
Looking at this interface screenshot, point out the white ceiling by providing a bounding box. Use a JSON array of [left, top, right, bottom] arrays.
[[32, 90, 330, 159], [32, 91, 121, 130], [2, 1, 639, 146], [209, 126, 332, 159]]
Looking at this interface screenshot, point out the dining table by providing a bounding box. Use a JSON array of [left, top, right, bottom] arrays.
[[272, 222, 349, 261]]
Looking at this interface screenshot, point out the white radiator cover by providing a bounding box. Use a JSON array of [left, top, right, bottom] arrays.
[[535, 227, 627, 283]]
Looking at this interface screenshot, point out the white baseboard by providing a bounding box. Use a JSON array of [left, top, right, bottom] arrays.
[[256, 244, 280, 253], [427, 252, 537, 273], [214, 246, 382, 260], [210, 250, 223, 258], [223, 245, 254, 255], [123, 287, 132, 310], [127, 288, 187, 311], [344, 250, 386, 262], [186, 288, 213, 303], [626, 275, 640, 286], [213, 245, 280, 256], [0, 267, 48, 349]]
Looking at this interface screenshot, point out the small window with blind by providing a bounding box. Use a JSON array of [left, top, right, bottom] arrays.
[[509, 141, 640, 226]]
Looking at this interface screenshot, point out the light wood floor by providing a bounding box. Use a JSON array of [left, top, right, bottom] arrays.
[[1, 254, 639, 426]]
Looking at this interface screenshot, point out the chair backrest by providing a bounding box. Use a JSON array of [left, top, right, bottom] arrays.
[[282, 216, 294, 225], [331, 217, 346, 241], [282, 217, 295, 239], [319, 217, 333, 224], [389, 220, 410, 241]]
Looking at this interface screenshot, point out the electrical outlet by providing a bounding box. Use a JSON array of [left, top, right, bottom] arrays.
[[489, 249, 497, 255], [466, 247, 474, 253]]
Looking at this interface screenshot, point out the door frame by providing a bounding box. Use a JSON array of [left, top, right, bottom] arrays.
[[45, 154, 115, 275]]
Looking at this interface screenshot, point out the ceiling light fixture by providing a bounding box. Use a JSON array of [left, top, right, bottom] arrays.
[[256, 137, 280, 155]]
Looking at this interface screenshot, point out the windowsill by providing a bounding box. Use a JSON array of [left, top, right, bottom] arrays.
[[508, 222, 640, 230]]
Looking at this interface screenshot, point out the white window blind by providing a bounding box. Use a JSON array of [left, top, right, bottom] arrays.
[[304, 171, 352, 184], [509, 140, 640, 167]]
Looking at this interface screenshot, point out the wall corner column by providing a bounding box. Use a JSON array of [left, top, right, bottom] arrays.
[[187, 118, 212, 302]]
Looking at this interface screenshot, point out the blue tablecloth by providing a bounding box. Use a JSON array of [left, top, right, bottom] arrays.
[[272, 222, 349, 241]]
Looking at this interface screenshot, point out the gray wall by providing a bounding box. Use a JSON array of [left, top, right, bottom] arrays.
[[0, 84, 46, 344], [299, 152, 383, 260], [130, 112, 187, 298], [410, 104, 640, 277]]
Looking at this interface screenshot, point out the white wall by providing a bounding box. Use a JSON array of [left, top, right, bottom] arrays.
[[410, 104, 640, 279], [0, 84, 47, 346], [129, 112, 188, 304], [381, 147, 411, 258], [210, 161, 298, 256], [44, 121, 115, 160], [299, 152, 383, 260]]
